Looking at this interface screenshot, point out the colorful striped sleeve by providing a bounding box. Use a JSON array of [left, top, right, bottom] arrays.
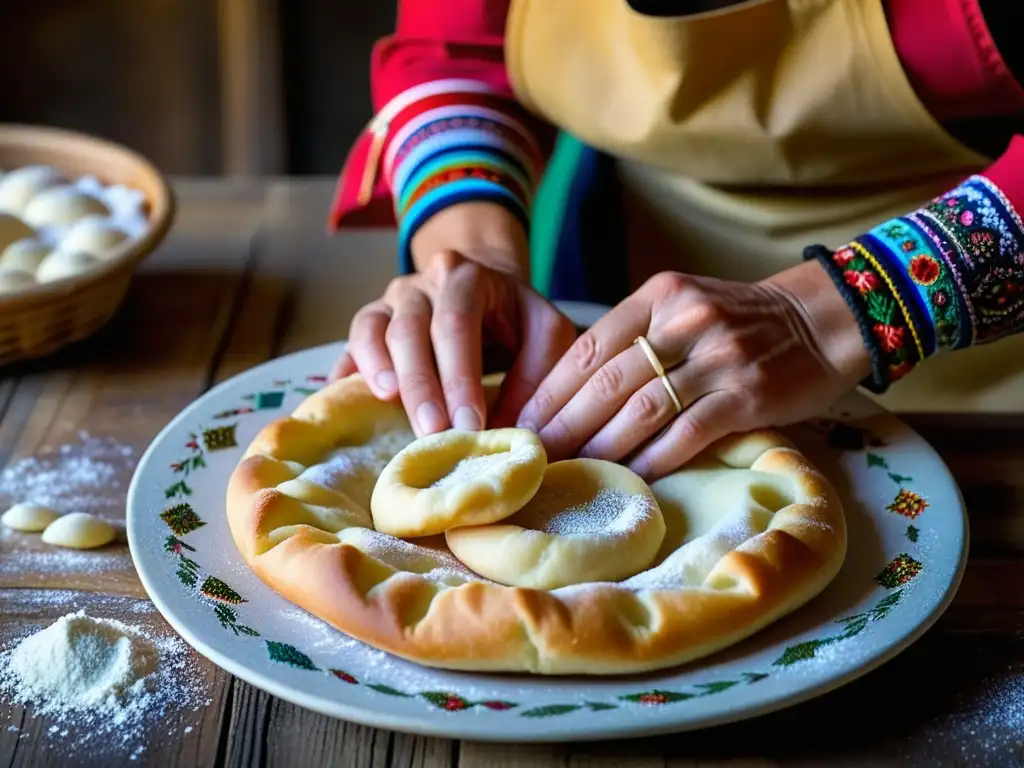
[[379, 81, 544, 274], [804, 142, 1024, 392]]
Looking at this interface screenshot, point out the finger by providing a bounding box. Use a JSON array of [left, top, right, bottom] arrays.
[[329, 351, 357, 383], [346, 300, 400, 399], [535, 342, 659, 461], [626, 391, 740, 481], [516, 294, 651, 433], [489, 289, 577, 429], [576, 355, 706, 463], [429, 264, 490, 431], [384, 288, 450, 436]]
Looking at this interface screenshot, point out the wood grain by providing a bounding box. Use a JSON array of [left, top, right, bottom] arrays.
[[2, 178, 1023, 768]]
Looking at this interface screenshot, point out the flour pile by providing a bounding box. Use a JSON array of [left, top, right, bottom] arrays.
[[0, 606, 210, 759], [5, 611, 157, 712]]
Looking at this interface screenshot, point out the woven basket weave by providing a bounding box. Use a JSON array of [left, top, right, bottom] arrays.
[[0, 124, 175, 366]]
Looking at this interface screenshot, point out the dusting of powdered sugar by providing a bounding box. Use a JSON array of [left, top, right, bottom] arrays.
[[511, 486, 655, 538], [337, 527, 486, 586], [0, 603, 211, 761], [430, 447, 530, 489], [298, 429, 413, 508]]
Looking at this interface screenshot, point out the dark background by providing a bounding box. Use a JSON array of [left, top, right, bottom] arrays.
[[2, 1, 397, 176]]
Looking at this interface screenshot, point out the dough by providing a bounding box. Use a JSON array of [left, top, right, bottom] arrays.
[[36, 250, 100, 283], [0, 213, 35, 253], [0, 165, 66, 215], [370, 427, 547, 538], [1, 503, 60, 532], [60, 217, 130, 258], [0, 267, 36, 293], [445, 459, 665, 589], [227, 374, 847, 675], [1, 237, 50, 273], [24, 186, 110, 228], [41, 512, 116, 549]]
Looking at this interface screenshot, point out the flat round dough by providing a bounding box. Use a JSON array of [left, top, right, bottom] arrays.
[[0, 214, 35, 253], [445, 459, 665, 589], [0, 267, 36, 294], [370, 428, 546, 538], [24, 186, 110, 228], [0, 165, 66, 215], [36, 249, 100, 283], [41, 512, 116, 549], [60, 217, 130, 258], [1, 237, 51, 273], [227, 374, 847, 675], [1, 503, 60, 532]]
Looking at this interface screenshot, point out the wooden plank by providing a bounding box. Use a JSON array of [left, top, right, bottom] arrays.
[[218, 0, 286, 175]]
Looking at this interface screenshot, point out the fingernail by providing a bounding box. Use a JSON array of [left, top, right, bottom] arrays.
[[629, 459, 651, 480], [453, 406, 481, 431], [417, 402, 447, 434], [375, 370, 398, 394], [516, 419, 537, 433]]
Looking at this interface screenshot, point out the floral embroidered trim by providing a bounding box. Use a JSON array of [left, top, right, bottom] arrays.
[[808, 174, 1024, 391]]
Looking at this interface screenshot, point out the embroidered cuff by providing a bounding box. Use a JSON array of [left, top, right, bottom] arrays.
[[384, 92, 541, 274], [805, 174, 1024, 392]]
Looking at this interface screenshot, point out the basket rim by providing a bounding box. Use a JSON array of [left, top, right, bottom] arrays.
[[0, 122, 177, 309]]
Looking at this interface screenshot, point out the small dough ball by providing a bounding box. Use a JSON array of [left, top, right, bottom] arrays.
[[1, 503, 60, 532], [24, 186, 110, 228], [41, 512, 116, 549], [1, 237, 51, 273], [0, 213, 35, 253], [370, 427, 547, 538], [446, 459, 666, 589], [36, 249, 100, 283], [60, 217, 130, 259], [0, 267, 36, 293], [0, 165, 66, 215]]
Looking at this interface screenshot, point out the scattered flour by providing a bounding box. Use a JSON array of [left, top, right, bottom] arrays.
[[338, 527, 485, 586], [430, 448, 528, 489], [0, 606, 210, 761], [0, 432, 135, 517], [517, 488, 654, 537]]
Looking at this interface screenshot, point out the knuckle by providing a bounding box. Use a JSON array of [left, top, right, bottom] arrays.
[[439, 372, 480, 397], [431, 308, 475, 341], [385, 314, 425, 346], [647, 271, 689, 296], [528, 385, 558, 419], [426, 250, 465, 279], [628, 389, 667, 425], [683, 300, 725, 331], [589, 361, 625, 401], [396, 371, 436, 399], [570, 331, 601, 373]]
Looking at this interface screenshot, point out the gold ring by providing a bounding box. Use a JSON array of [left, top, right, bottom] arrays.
[[633, 336, 683, 414]]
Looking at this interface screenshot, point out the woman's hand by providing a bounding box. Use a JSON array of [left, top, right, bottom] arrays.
[[515, 261, 873, 481], [332, 203, 577, 437]]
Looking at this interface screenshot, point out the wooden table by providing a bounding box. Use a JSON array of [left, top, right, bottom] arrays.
[[2, 178, 1023, 767]]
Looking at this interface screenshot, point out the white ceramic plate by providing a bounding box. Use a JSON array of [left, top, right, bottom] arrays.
[[127, 302, 968, 742]]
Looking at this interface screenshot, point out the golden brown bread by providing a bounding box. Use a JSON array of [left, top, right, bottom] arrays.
[[226, 374, 847, 675]]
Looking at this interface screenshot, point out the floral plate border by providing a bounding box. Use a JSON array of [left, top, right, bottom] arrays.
[[126, 340, 968, 740]]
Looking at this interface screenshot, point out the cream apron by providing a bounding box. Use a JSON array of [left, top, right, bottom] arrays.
[[506, 0, 1024, 413]]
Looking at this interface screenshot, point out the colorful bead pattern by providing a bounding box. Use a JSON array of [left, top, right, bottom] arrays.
[[808, 175, 1024, 392], [381, 86, 543, 274]]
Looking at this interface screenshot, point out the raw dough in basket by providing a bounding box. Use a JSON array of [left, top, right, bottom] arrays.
[[227, 373, 847, 675], [445, 458, 666, 589]]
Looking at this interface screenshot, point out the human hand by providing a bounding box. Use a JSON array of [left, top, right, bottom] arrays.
[[514, 261, 873, 481], [331, 203, 577, 437]]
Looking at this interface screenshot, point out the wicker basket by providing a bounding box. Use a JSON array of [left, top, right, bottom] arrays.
[[0, 124, 175, 366]]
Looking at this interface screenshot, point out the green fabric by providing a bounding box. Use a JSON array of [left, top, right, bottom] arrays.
[[529, 132, 586, 297]]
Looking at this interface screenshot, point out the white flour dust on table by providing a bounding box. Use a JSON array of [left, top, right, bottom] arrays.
[[0, 591, 211, 761]]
